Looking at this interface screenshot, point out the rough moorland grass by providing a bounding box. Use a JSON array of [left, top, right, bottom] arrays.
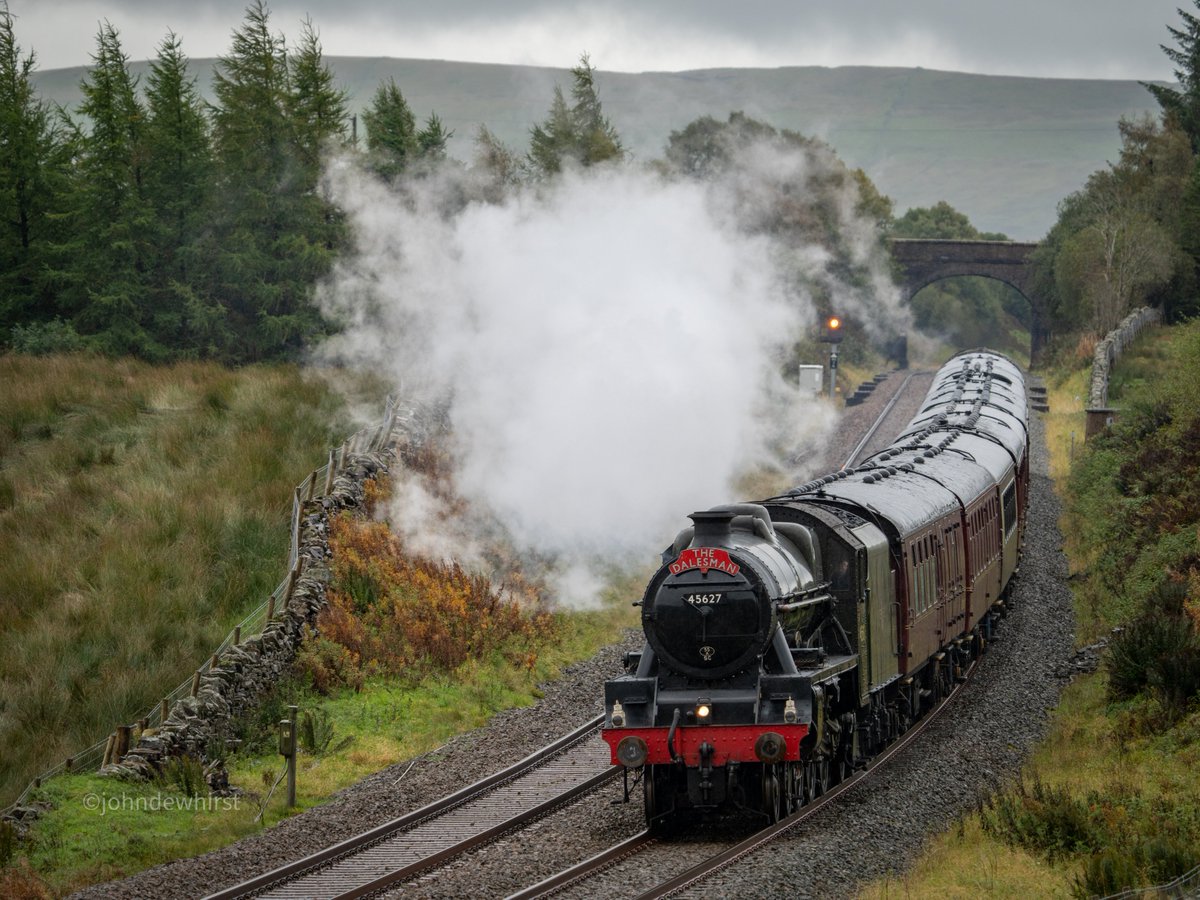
[[0, 354, 364, 809]]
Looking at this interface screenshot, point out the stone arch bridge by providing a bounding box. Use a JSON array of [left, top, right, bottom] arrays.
[[888, 239, 1046, 364]]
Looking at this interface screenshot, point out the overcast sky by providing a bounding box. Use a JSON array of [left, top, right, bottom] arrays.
[[3, 0, 1189, 80]]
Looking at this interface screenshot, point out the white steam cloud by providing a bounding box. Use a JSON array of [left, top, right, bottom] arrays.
[[316, 152, 895, 604]]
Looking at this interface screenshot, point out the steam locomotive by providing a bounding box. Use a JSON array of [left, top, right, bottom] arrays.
[[601, 349, 1028, 830]]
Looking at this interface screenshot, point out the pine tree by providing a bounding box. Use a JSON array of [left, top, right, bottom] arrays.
[[68, 21, 153, 355], [416, 112, 452, 161], [289, 17, 348, 186], [362, 78, 418, 179], [0, 2, 63, 332], [568, 55, 623, 165], [527, 55, 624, 177], [208, 0, 334, 362], [1145, 2, 1200, 151], [527, 85, 574, 177], [142, 31, 212, 349]]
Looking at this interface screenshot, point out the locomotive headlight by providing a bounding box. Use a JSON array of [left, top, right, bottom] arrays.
[[610, 700, 625, 728], [615, 736, 648, 768], [783, 698, 798, 724], [695, 699, 712, 721]]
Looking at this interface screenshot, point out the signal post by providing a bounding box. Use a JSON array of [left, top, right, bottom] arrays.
[[819, 315, 843, 400]]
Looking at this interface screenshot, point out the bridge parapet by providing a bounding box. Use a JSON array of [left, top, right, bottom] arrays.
[[888, 238, 1046, 364]]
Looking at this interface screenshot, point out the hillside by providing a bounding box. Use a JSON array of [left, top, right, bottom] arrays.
[[32, 58, 1161, 240]]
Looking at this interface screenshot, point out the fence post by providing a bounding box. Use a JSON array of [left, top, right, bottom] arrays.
[[191, 671, 201, 697], [115, 725, 131, 764], [160, 698, 169, 723], [234, 625, 241, 646], [267, 594, 276, 622], [305, 472, 316, 502], [284, 561, 300, 607], [101, 735, 115, 768], [323, 449, 335, 495]]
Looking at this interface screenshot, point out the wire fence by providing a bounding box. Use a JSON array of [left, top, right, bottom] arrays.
[[1101, 864, 1200, 899], [1, 397, 406, 819]]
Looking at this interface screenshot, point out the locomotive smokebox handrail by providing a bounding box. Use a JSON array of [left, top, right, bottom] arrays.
[[776, 593, 833, 613]]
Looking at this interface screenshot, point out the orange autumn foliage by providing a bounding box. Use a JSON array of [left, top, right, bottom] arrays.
[[298, 511, 556, 692]]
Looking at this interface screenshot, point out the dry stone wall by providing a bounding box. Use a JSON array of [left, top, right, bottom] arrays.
[[1089, 307, 1161, 408]]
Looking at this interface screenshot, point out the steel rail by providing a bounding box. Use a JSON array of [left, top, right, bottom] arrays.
[[204, 714, 609, 900], [842, 371, 918, 469], [505, 831, 657, 900]]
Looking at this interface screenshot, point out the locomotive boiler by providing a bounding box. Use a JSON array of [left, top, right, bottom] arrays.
[[601, 349, 1029, 830]]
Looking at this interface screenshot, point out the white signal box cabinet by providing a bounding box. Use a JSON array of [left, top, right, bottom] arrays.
[[797, 364, 824, 396]]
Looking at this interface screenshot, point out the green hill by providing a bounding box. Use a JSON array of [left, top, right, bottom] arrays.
[[33, 58, 1162, 239]]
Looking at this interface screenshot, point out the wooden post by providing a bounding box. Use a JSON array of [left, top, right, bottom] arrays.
[[337, 442, 346, 471], [160, 698, 169, 723], [101, 735, 115, 768], [234, 625, 241, 645], [323, 450, 335, 495], [139, 717, 148, 732], [64, 756, 73, 772], [284, 562, 300, 606], [267, 594, 276, 621], [305, 471, 316, 502], [115, 725, 131, 763], [191, 671, 201, 697]]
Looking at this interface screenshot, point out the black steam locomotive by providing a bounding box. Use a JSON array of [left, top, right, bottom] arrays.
[[602, 349, 1029, 830]]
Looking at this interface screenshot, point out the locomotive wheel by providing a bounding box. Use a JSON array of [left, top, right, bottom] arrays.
[[644, 765, 673, 834], [784, 761, 802, 813], [816, 758, 831, 796], [762, 765, 782, 824]]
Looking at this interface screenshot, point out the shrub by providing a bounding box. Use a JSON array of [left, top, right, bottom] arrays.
[[1073, 836, 1200, 899], [295, 632, 364, 695], [155, 754, 207, 798], [0, 859, 52, 900], [8, 319, 86, 355], [297, 709, 354, 756], [301, 500, 557, 692], [980, 777, 1097, 861], [1107, 614, 1200, 712]]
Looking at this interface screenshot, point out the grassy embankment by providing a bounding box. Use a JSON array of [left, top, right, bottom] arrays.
[[0, 353, 639, 897], [0, 355, 366, 808], [859, 325, 1200, 899]]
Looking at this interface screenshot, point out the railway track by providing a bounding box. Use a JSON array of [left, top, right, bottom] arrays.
[[842, 370, 933, 468], [204, 716, 615, 900], [506, 657, 977, 900]]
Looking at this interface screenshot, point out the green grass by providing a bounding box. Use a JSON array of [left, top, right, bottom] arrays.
[[0, 354, 375, 809]]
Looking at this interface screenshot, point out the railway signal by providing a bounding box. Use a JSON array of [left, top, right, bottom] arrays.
[[820, 315, 844, 343], [819, 315, 844, 399]]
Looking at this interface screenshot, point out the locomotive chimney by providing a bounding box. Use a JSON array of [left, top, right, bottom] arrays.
[[689, 510, 736, 545]]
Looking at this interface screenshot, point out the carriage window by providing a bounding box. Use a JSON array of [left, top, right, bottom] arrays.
[[1002, 482, 1017, 537]]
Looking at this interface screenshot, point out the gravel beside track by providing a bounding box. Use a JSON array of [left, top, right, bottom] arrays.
[[72, 370, 1072, 900]]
